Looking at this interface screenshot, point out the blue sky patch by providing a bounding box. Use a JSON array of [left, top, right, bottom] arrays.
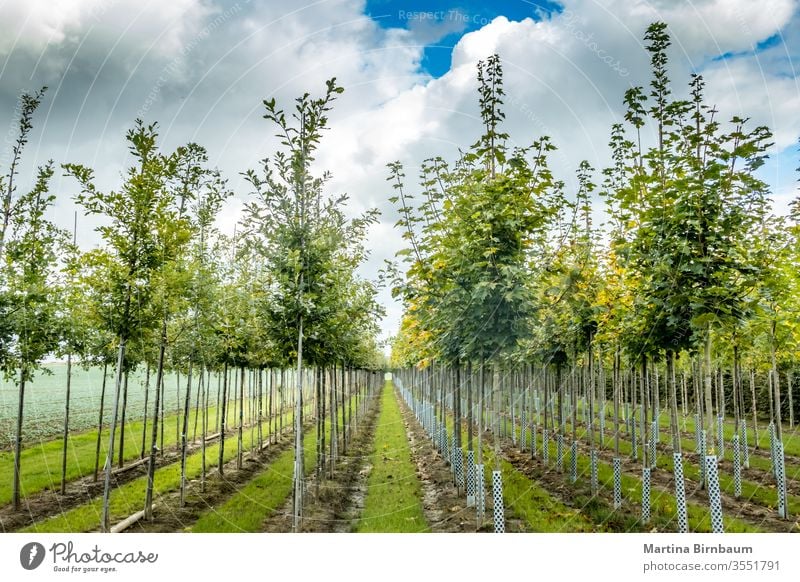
[[366, 0, 563, 77]]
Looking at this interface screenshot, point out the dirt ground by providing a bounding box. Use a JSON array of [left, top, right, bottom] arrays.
[[262, 392, 382, 533]]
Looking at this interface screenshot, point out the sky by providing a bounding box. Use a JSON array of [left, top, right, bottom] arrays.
[[1, 0, 799, 353]]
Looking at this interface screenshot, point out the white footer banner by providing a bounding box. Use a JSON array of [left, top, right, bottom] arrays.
[[1, 533, 797, 581]]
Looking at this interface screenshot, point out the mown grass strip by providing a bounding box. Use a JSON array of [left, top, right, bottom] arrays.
[[562, 419, 800, 518], [532, 425, 763, 532], [355, 384, 427, 533], [481, 448, 597, 532], [453, 410, 761, 532], [21, 410, 294, 533], [193, 392, 365, 532], [0, 400, 237, 508]]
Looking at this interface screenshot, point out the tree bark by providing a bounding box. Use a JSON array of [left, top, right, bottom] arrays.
[[292, 314, 305, 532], [118, 370, 129, 467], [60, 354, 73, 495], [93, 362, 108, 482], [144, 322, 167, 520], [180, 361, 193, 507], [12, 369, 27, 511], [218, 362, 229, 475], [100, 339, 127, 532]]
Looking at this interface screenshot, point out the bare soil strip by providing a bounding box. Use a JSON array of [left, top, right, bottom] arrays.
[[261, 392, 382, 533]]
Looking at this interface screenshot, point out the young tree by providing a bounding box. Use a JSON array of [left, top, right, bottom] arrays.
[[65, 120, 179, 531], [244, 78, 381, 531], [2, 161, 63, 510]]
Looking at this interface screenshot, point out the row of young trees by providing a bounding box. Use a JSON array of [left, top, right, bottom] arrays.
[[389, 23, 799, 531], [1, 80, 384, 531]]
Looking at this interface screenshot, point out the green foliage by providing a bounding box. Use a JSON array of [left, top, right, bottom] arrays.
[[243, 79, 382, 368]]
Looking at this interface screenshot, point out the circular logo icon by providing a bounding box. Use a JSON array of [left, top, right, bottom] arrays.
[[20, 542, 46, 570]]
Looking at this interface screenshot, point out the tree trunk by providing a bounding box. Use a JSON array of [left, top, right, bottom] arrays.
[[201, 368, 207, 492], [93, 362, 108, 482], [144, 323, 167, 521], [141, 363, 150, 459], [292, 314, 305, 532], [180, 361, 193, 507], [218, 362, 229, 475], [118, 370, 129, 467], [787, 371, 794, 430], [237, 366, 245, 470], [771, 319, 783, 443], [100, 338, 127, 532], [467, 361, 473, 451], [750, 369, 759, 448], [60, 354, 73, 495], [667, 351, 680, 453], [193, 366, 201, 442], [703, 328, 715, 453], [12, 369, 27, 511]]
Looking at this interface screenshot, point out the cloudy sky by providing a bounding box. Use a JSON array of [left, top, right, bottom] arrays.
[[1, 0, 799, 348]]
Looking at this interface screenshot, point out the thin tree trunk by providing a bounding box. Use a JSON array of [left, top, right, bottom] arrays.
[[60, 354, 73, 495], [118, 370, 129, 467], [787, 371, 794, 429], [467, 361, 473, 451], [218, 362, 229, 475], [703, 328, 715, 453], [141, 363, 150, 459], [771, 319, 783, 443], [292, 314, 305, 532], [144, 326, 167, 520], [193, 366, 201, 442], [180, 361, 193, 507], [750, 369, 759, 448], [237, 366, 244, 470], [201, 368, 207, 492], [12, 369, 27, 511], [93, 362, 108, 482], [668, 351, 680, 453], [100, 338, 127, 532]]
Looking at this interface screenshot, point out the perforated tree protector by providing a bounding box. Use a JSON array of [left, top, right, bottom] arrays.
[[642, 467, 651, 524], [476, 463, 485, 522], [706, 455, 724, 533], [590, 449, 598, 494], [769, 422, 777, 478], [732, 434, 742, 499], [543, 430, 550, 464], [492, 470, 505, 533], [654, 409, 660, 443], [613, 458, 622, 509], [440, 426, 449, 464], [649, 421, 657, 469], [454, 446, 465, 489], [777, 441, 788, 519], [531, 423, 538, 457], [673, 452, 688, 533], [631, 421, 638, 461], [717, 415, 725, 456], [521, 411, 528, 449], [466, 450, 476, 507], [570, 440, 578, 483]]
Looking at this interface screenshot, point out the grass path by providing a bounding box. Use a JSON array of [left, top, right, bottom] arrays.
[[355, 383, 427, 532], [0, 395, 283, 508], [192, 393, 366, 532], [428, 397, 762, 532], [20, 410, 294, 533]]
